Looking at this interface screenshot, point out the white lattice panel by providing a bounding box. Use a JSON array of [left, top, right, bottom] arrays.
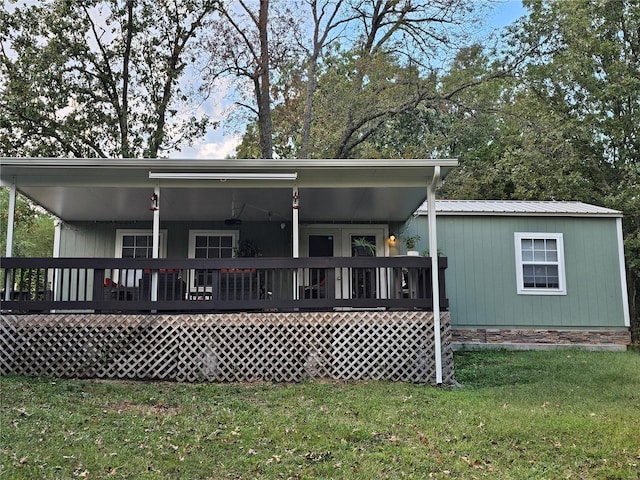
[[0, 312, 454, 384]]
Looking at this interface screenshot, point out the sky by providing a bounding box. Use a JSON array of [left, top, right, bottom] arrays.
[[173, 0, 526, 160]]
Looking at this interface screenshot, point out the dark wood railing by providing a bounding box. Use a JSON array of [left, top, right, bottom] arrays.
[[0, 256, 447, 313]]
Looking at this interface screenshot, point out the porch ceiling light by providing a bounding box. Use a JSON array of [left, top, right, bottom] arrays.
[[148, 172, 298, 181]]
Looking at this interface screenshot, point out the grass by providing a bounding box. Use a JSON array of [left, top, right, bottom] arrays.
[[1, 349, 639, 479]]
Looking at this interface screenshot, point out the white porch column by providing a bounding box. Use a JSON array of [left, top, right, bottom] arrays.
[[51, 219, 62, 304], [427, 167, 443, 384], [5, 181, 16, 258], [292, 185, 300, 299], [151, 185, 160, 302], [292, 185, 300, 258], [4, 181, 16, 301]]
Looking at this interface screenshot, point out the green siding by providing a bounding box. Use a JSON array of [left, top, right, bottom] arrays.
[[60, 221, 291, 258], [409, 215, 626, 330], [60, 215, 627, 330]]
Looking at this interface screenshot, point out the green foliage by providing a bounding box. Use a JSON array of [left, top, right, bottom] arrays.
[[352, 237, 376, 256], [1, 350, 639, 478], [0, 0, 217, 158], [0, 188, 54, 257], [434, 0, 640, 338], [234, 238, 263, 258], [403, 234, 421, 251]]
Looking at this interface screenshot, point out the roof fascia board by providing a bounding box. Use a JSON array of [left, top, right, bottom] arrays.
[[1, 157, 458, 168], [418, 211, 623, 219]]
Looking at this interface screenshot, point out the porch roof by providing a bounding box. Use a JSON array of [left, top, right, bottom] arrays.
[[0, 158, 457, 223]]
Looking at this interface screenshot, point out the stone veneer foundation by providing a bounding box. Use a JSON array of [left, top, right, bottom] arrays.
[[452, 328, 631, 351]]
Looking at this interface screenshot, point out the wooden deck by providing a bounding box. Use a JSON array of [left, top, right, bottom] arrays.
[[1, 256, 448, 313]]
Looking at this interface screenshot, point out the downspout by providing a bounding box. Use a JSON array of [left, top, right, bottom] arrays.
[[4, 181, 16, 301], [427, 167, 442, 384]]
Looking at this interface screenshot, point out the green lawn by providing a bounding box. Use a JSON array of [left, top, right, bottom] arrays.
[[1, 350, 639, 479]]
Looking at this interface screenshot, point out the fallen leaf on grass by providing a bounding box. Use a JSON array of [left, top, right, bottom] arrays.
[[265, 454, 282, 464]]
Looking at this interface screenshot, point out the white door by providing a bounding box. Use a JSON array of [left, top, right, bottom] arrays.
[[300, 225, 388, 300], [341, 227, 388, 300]]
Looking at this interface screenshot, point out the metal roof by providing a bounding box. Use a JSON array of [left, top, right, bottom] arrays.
[[0, 157, 458, 223], [416, 200, 622, 217]]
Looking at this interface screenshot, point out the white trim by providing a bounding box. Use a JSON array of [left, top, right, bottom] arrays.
[[187, 230, 239, 292], [187, 230, 239, 258], [300, 224, 389, 257], [114, 229, 167, 287], [616, 218, 631, 327], [115, 229, 167, 258], [149, 172, 298, 181], [514, 232, 566, 295]]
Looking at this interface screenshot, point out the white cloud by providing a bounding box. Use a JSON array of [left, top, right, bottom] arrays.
[[175, 136, 241, 159]]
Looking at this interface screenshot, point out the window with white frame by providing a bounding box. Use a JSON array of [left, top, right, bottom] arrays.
[[514, 233, 566, 295], [188, 230, 238, 289], [115, 229, 167, 258], [114, 229, 167, 286]]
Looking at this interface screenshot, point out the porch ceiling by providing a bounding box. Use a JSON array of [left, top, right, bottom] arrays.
[[0, 158, 457, 223]]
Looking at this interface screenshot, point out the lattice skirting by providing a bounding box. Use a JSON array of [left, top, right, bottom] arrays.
[[0, 311, 454, 384]]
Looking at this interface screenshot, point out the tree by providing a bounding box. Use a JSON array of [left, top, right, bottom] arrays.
[[215, 0, 491, 159], [0, 0, 219, 158], [446, 0, 640, 340], [0, 189, 54, 258], [515, 0, 640, 340], [200, 0, 303, 159]]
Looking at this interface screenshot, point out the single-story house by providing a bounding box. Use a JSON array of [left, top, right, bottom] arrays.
[[0, 158, 631, 384]]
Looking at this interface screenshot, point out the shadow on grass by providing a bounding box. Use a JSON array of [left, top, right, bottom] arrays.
[[454, 347, 640, 390], [454, 349, 546, 388]]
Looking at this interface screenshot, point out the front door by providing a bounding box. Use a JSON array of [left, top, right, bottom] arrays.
[[301, 225, 388, 300]]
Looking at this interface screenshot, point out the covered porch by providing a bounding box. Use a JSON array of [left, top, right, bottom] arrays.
[[1, 158, 457, 384]]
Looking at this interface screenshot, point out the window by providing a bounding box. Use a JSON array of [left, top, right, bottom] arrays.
[[114, 229, 167, 286], [115, 229, 167, 259], [188, 230, 238, 288], [514, 233, 566, 295]]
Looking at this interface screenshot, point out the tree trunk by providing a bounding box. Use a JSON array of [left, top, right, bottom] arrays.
[[257, 0, 273, 159]]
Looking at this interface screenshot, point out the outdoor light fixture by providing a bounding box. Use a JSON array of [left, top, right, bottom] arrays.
[[148, 172, 298, 181], [149, 193, 158, 211]]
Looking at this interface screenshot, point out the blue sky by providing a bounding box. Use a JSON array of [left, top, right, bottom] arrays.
[[174, 0, 527, 159], [489, 0, 525, 29]]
